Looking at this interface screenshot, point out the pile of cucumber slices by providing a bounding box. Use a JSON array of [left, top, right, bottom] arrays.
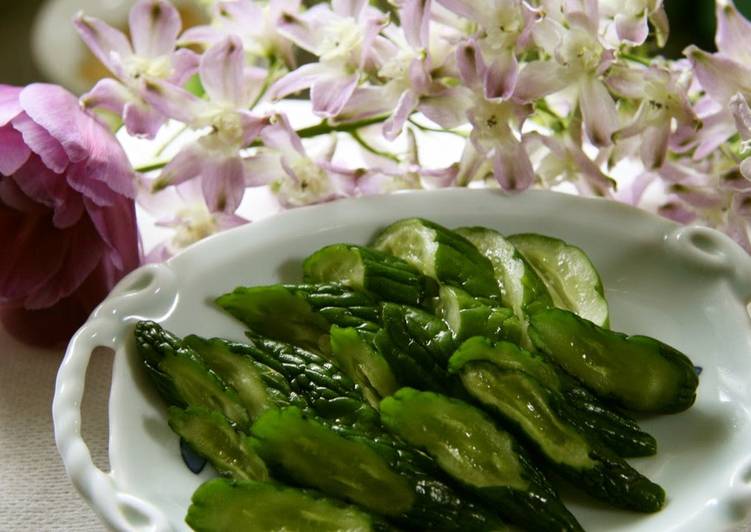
[[135, 218, 699, 531]]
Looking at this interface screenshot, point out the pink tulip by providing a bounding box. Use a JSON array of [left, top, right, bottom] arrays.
[[0, 84, 140, 347]]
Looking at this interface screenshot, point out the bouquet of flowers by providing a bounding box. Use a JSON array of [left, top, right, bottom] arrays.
[[1, 0, 749, 345]]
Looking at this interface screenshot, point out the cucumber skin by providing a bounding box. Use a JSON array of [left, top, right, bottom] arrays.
[[303, 244, 438, 307], [186, 478, 394, 532], [373, 218, 502, 300], [450, 353, 666, 513], [529, 308, 699, 414], [380, 389, 583, 532]]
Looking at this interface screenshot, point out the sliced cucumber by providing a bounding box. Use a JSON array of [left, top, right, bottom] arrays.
[[509, 233, 609, 327], [250, 407, 415, 516], [186, 479, 388, 532], [373, 218, 501, 300], [529, 308, 698, 413], [303, 243, 438, 306], [435, 285, 522, 344], [168, 407, 268, 481], [329, 325, 398, 408]]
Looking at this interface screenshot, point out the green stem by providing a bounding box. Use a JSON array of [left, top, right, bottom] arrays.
[[350, 130, 400, 162], [135, 160, 172, 173], [407, 118, 468, 137], [155, 124, 189, 157], [249, 60, 281, 110], [619, 51, 651, 67], [296, 114, 391, 138]]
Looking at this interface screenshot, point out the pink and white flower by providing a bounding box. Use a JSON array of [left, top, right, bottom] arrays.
[[143, 36, 271, 213], [269, 0, 389, 117], [75, 0, 199, 138]]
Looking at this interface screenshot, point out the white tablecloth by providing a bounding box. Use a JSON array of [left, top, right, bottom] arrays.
[[0, 327, 107, 530]]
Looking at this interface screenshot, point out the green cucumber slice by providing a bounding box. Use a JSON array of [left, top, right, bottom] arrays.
[[168, 407, 267, 481], [435, 285, 521, 344], [303, 244, 437, 306], [186, 479, 387, 532], [508, 233, 609, 327], [373, 218, 501, 299], [529, 308, 698, 413]]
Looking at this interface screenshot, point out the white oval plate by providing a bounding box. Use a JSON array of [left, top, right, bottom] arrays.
[[53, 189, 751, 532]]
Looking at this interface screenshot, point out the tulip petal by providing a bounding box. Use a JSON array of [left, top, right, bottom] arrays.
[[202, 156, 245, 212], [0, 209, 69, 304], [11, 112, 70, 173], [615, 11, 649, 44], [129, 0, 181, 58], [81, 78, 130, 116], [0, 85, 22, 126], [85, 197, 139, 273], [0, 126, 31, 176], [73, 13, 132, 77], [579, 78, 618, 147], [513, 61, 572, 102], [310, 74, 359, 117], [123, 100, 167, 139]]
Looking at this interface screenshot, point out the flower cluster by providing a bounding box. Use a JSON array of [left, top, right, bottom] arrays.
[[77, 0, 750, 253]]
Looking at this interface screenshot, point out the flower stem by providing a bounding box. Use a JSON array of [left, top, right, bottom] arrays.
[[154, 124, 189, 157], [135, 160, 172, 173], [619, 51, 651, 66], [407, 117, 468, 137], [296, 114, 391, 138], [350, 130, 400, 162]]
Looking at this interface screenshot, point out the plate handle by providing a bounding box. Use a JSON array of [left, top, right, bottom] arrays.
[[666, 226, 751, 302], [53, 264, 178, 532]]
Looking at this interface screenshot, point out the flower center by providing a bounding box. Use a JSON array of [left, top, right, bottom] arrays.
[[483, 6, 523, 50], [124, 55, 172, 80], [558, 28, 602, 72], [277, 157, 332, 205], [317, 18, 364, 64], [171, 203, 218, 250], [379, 49, 417, 83]]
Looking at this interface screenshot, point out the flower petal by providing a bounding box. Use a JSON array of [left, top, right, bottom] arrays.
[[456, 40, 485, 89], [200, 36, 246, 106], [401, 0, 431, 48], [685, 45, 751, 104], [484, 50, 518, 100], [332, 0, 367, 18], [419, 87, 472, 129], [0, 126, 31, 176], [238, 111, 271, 145], [269, 63, 330, 100], [141, 78, 203, 124], [492, 131, 535, 192], [335, 86, 398, 123], [243, 152, 284, 186], [158, 142, 206, 188], [658, 198, 697, 224], [0, 85, 22, 126], [310, 74, 359, 117], [716, 0, 751, 65], [123, 100, 167, 139], [579, 77, 618, 147], [80, 78, 130, 116], [435, 0, 477, 19], [129, 0, 181, 57], [11, 113, 69, 174], [383, 90, 418, 140], [513, 61, 572, 102], [640, 120, 670, 169], [73, 13, 132, 77], [169, 48, 201, 85], [730, 92, 751, 140], [202, 156, 245, 212], [615, 11, 649, 44], [85, 196, 140, 273], [649, 6, 670, 47]]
